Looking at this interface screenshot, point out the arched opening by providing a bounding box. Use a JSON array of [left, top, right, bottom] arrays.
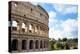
[[12, 20, 18, 31], [40, 27, 42, 35], [35, 40, 39, 49], [29, 40, 34, 49], [40, 40, 43, 48], [35, 26, 38, 34], [29, 24, 34, 33], [22, 40, 26, 50], [11, 39, 18, 51], [22, 23, 26, 32]]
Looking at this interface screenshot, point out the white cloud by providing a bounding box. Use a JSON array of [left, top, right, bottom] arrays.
[[62, 19, 78, 38], [49, 11, 56, 18], [48, 11, 58, 25], [53, 4, 65, 12], [62, 19, 77, 32], [49, 19, 78, 40], [53, 4, 77, 14], [48, 5, 77, 40], [40, 3, 78, 40], [63, 6, 77, 14], [49, 28, 64, 40]]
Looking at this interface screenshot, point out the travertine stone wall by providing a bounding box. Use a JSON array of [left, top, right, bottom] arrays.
[[9, 1, 49, 52]]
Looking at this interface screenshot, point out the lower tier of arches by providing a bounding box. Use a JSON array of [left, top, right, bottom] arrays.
[[10, 36, 49, 52]]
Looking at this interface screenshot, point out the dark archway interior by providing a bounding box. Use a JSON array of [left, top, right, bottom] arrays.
[[44, 41, 46, 48], [22, 40, 26, 50], [11, 39, 18, 51], [35, 40, 39, 49], [40, 40, 43, 48], [29, 40, 34, 49]]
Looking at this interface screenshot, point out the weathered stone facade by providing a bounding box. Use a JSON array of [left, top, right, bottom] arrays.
[[9, 1, 49, 52]]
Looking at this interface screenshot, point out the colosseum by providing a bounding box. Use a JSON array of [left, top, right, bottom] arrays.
[[8, 1, 49, 52]]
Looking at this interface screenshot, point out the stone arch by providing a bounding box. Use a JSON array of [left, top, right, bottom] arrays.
[[11, 39, 18, 51], [29, 40, 34, 49], [22, 40, 26, 50], [12, 20, 19, 27], [35, 40, 39, 49], [40, 27, 42, 35], [21, 22, 26, 32], [29, 23, 34, 33], [12, 20, 19, 31], [35, 26, 38, 33]]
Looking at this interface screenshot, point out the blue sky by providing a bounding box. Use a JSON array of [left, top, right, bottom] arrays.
[[31, 2, 78, 40]]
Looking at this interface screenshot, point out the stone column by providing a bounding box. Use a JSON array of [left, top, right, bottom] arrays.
[[18, 39, 22, 52], [33, 24, 36, 34], [38, 40, 40, 50], [27, 22, 30, 34], [39, 40, 41, 51], [27, 39, 29, 52], [19, 20, 22, 34], [42, 28, 44, 36], [38, 26, 40, 36], [34, 24, 39, 35], [42, 40, 44, 50], [24, 39, 27, 51], [46, 40, 49, 50], [33, 40, 35, 51], [40, 28, 43, 36], [37, 26, 39, 35], [45, 30, 47, 37], [32, 24, 35, 34], [17, 22, 20, 32]]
